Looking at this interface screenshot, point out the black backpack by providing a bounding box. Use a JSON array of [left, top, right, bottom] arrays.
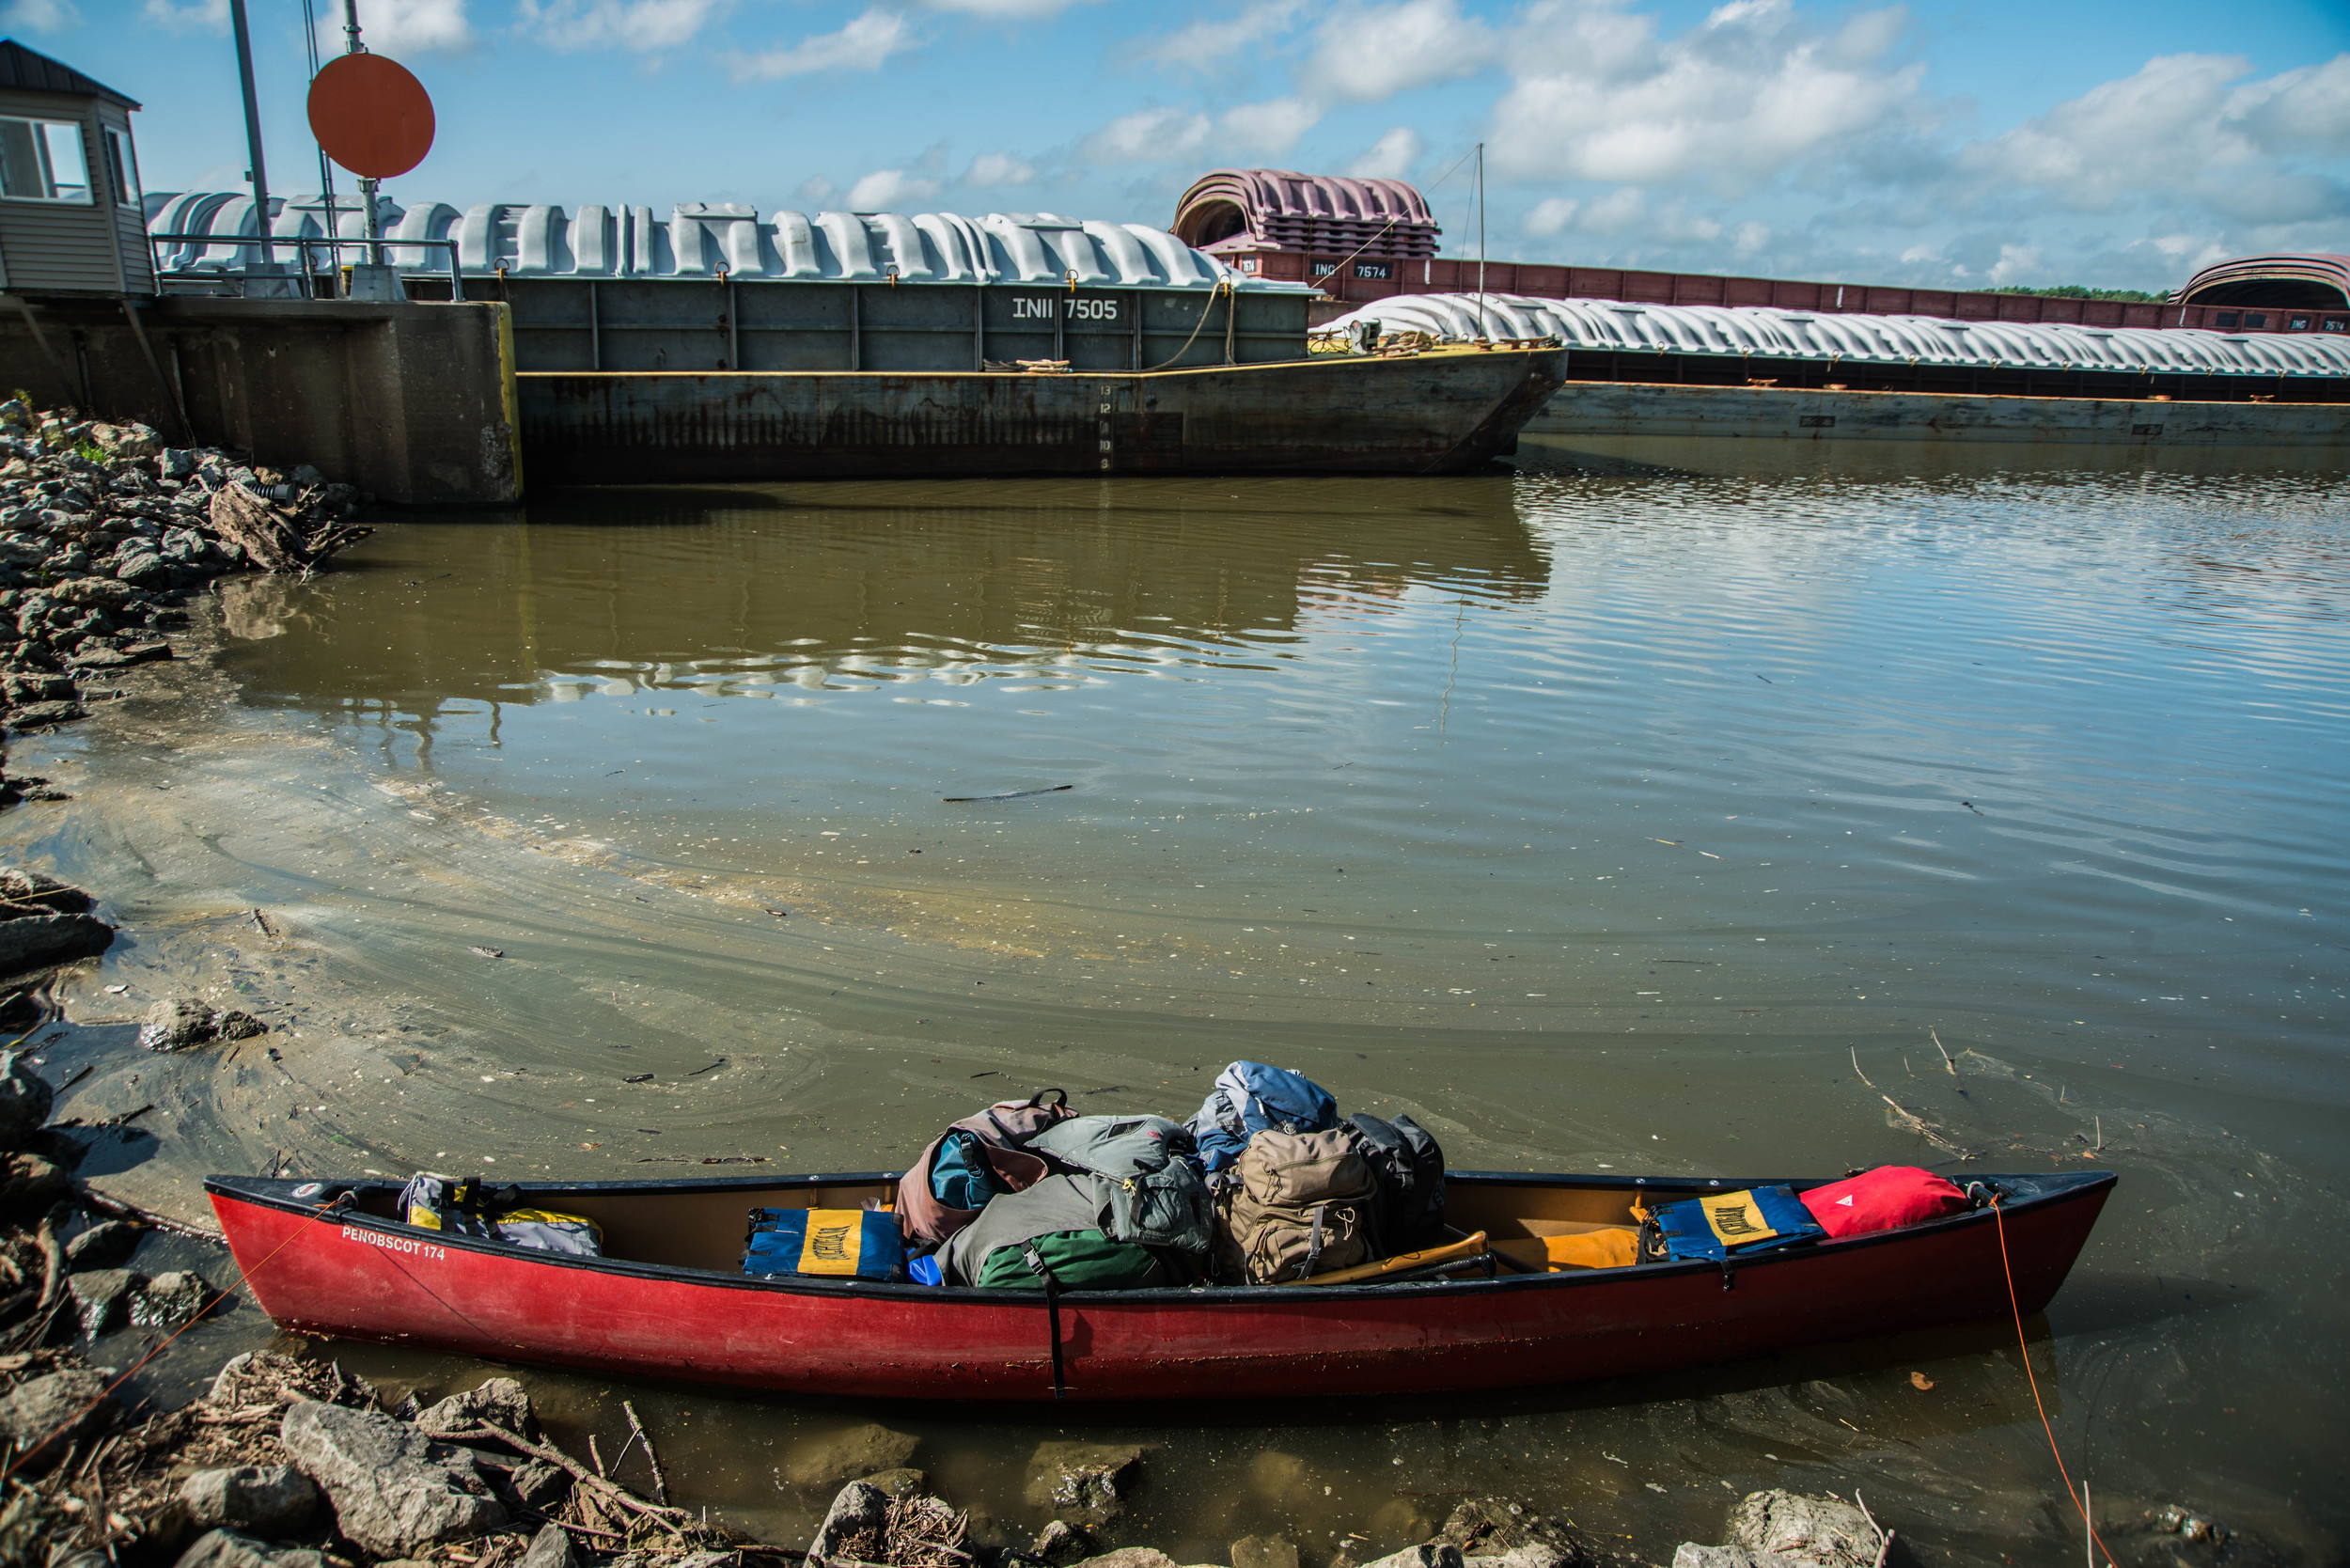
[[1348, 1112, 1447, 1253]]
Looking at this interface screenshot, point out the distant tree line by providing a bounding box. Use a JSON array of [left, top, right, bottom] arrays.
[[1982, 284, 2167, 302]]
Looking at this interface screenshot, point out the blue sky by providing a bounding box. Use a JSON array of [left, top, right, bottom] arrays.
[[14, 0, 2350, 291]]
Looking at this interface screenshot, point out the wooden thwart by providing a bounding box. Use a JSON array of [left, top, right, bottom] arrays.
[[1301, 1231, 1488, 1287]]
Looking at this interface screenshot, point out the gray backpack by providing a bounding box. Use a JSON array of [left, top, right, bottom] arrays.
[[1214, 1128, 1379, 1284], [1027, 1115, 1214, 1262]]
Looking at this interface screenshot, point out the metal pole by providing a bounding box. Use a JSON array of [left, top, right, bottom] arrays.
[[227, 0, 272, 263], [303, 0, 340, 294], [1475, 141, 1485, 338], [339, 0, 385, 266]]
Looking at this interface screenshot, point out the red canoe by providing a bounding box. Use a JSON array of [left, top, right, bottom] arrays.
[[207, 1168, 2112, 1402]]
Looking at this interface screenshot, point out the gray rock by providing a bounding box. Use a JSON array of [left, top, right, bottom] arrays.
[[1672, 1550, 1813, 1568], [1358, 1550, 1464, 1568], [131, 1270, 213, 1329], [278, 1399, 507, 1556], [1025, 1440, 1143, 1525], [504, 1458, 571, 1511], [862, 1466, 930, 1500], [1030, 1520, 1094, 1566], [1231, 1536, 1300, 1568], [517, 1522, 578, 1568], [140, 997, 219, 1052], [64, 1218, 139, 1271], [0, 1367, 117, 1472], [415, 1376, 535, 1441], [159, 449, 199, 482], [782, 1421, 921, 1488], [68, 1266, 142, 1339], [1726, 1491, 1883, 1568], [0, 1048, 51, 1151], [0, 910, 109, 972], [180, 1465, 321, 1534], [808, 1479, 888, 1562], [172, 1529, 327, 1568], [1070, 1553, 1183, 1568], [0, 1151, 66, 1220], [0, 869, 89, 910], [116, 551, 169, 589]]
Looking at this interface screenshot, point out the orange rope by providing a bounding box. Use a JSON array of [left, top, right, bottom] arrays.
[[1992, 1195, 2116, 1568], [2, 1195, 340, 1481]]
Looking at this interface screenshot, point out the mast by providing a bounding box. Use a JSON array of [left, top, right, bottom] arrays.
[[227, 0, 272, 265], [1475, 142, 1485, 338], [342, 0, 384, 266]]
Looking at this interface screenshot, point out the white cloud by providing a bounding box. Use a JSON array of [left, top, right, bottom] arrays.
[[1347, 126, 1423, 179], [796, 174, 837, 205], [1080, 105, 1212, 165], [1218, 97, 1321, 156], [1523, 196, 1576, 235], [918, 0, 1090, 17], [1490, 0, 1921, 186], [4, 0, 77, 27], [517, 0, 729, 52], [1139, 0, 1307, 73], [339, 0, 475, 55], [140, 0, 225, 32], [1302, 0, 1496, 103], [964, 151, 1036, 187], [730, 8, 916, 78], [1964, 52, 2350, 220], [844, 168, 941, 211]]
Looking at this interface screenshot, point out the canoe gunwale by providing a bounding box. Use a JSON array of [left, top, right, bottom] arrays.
[[205, 1167, 2115, 1309]]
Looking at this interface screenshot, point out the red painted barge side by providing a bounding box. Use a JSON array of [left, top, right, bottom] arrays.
[[206, 1169, 2110, 1403]]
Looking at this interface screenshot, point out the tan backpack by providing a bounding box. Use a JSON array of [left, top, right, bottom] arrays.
[[1216, 1128, 1380, 1284]]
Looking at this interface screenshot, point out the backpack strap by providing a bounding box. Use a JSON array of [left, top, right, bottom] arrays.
[[1298, 1206, 1326, 1281], [1021, 1242, 1068, 1400]]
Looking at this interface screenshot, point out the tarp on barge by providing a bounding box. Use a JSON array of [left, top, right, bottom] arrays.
[[1322, 292, 2350, 381]]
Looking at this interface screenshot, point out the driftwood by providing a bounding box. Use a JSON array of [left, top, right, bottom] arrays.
[[207, 482, 372, 576]]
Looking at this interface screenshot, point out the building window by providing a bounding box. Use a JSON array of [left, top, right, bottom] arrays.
[[1238, 257, 1259, 274], [2325, 317, 2347, 334], [1310, 259, 1338, 277], [102, 127, 138, 207], [2244, 312, 2267, 329], [2287, 315, 2312, 331], [2216, 311, 2238, 329], [1354, 260, 1391, 279], [0, 117, 92, 203]]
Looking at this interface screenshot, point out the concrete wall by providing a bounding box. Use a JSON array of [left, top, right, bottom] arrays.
[[1526, 380, 2350, 447], [0, 296, 521, 503]]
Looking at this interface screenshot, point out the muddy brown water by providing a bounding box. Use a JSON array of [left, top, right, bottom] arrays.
[[8, 443, 2347, 1565]]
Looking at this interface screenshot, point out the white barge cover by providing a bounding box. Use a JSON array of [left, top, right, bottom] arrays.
[[146, 194, 1309, 293], [1323, 291, 2350, 379]]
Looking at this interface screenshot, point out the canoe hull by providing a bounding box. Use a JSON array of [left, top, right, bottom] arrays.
[[208, 1170, 2109, 1403], [515, 349, 1567, 484]]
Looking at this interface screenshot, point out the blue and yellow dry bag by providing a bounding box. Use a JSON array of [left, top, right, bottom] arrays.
[[1646, 1184, 1825, 1262], [742, 1207, 907, 1281]]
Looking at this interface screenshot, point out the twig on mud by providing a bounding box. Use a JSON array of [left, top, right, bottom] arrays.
[[588, 1433, 606, 1480], [437, 1422, 686, 1532], [1850, 1047, 1874, 1089], [1929, 1027, 1959, 1078], [622, 1400, 669, 1506], [71, 1184, 225, 1242], [1882, 1095, 1973, 1160]]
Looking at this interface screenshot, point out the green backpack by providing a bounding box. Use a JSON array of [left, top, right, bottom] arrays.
[[973, 1230, 1167, 1291]]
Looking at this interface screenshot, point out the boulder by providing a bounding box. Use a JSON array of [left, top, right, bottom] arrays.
[[1726, 1492, 1883, 1568], [68, 1266, 141, 1339], [278, 1399, 507, 1557], [1430, 1498, 1585, 1568], [807, 1479, 888, 1563], [64, 1218, 140, 1271], [781, 1420, 921, 1488], [8, 700, 85, 729], [0, 911, 109, 974], [502, 1458, 572, 1512], [139, 997, 263, 1053], [0, 1367, 117, 1472], [180, 1465, 321, 1535], [862, 1466, 930, 1500], [131, 1270, 214, 1330], [0, 1151, 66, 1220], [1071, 1553, 1185, 1568], [1029, 1520, 1095, 1566], [1231, 1537, 1300, 1568], [0, 1048, 52, 1151], [415, 1376, 536, 1441], [172, 1530, 327, 1568], [0, 868, 89, 914], [516, 1522, 578, 1568], [1671, 1549, 1811, 1568], [1025, 1440, 1144, 1525]]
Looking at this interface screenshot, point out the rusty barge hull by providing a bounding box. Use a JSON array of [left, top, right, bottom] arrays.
[[516, 348, 1565, 483]]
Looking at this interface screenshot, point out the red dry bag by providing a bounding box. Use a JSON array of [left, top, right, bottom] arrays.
[[1798, 1166, 1968, 1238]]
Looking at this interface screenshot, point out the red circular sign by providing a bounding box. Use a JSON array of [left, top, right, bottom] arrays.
[[307, 53, 435, 180]]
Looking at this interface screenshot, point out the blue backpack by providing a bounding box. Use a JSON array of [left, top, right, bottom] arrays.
[[930, 1131, 1003, 1211], [1185, 1061, 1340, 1172]]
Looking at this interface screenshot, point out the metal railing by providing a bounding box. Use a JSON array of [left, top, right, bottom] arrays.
[[145, 232, 465, 302]]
